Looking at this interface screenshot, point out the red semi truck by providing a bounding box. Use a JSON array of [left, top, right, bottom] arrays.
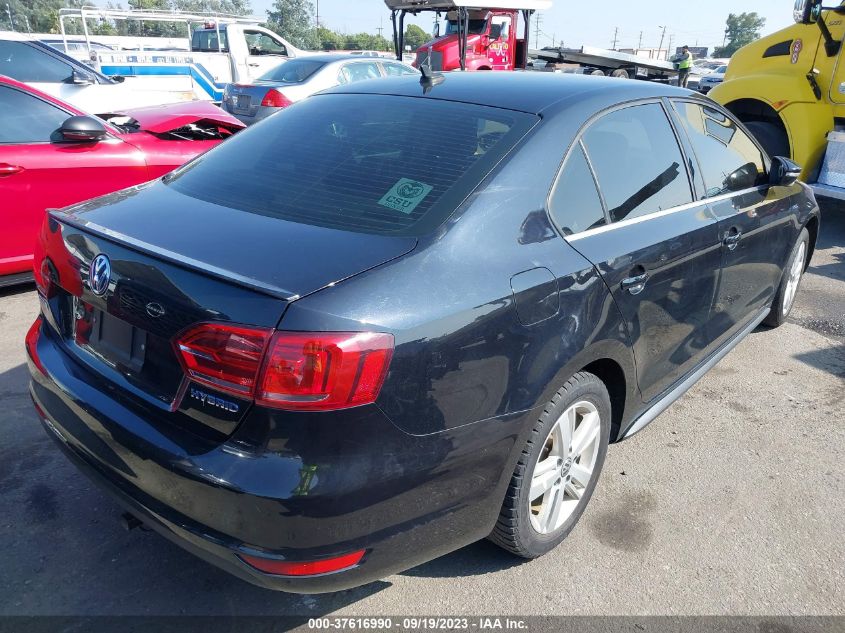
[[386, 0, 551, 71]]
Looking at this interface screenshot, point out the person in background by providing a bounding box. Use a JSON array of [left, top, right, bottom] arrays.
[[676, 45, 693, 88]]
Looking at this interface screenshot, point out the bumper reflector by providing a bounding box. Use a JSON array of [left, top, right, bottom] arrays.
[[238, 549, 365, 577]]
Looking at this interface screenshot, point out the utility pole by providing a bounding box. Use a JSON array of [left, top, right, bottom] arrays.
[[611, 27, 619, 50], [315, 0, 319, 29], [667, 34, 674, 57], [377, 17, 383, 39], [5, 3, 14, 31], [657, 25, 667, 59], [638, 31, 643, 50], [534, 13, 542, 51]]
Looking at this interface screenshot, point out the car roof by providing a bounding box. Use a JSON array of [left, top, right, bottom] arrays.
[[321, 71, 694, 115], [291, 53, 396, 64], [0, 30, 36, 42]]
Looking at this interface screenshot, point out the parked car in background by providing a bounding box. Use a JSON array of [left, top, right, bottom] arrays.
[[0, 75, 243, 286], [221, 54, 419, 125], [0, 32, 194, 111], [27, 73, 818, 592], [699, 64, 727, 94]]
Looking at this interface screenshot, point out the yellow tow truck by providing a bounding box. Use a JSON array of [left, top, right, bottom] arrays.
[[710, 0, 845, 200]]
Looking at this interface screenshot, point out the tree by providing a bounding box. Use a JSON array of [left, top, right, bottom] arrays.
[[403, 24, 428, 51], [713, 12, 766, 58], [342, 32, 391, 51], [265, 0, 318, 49], [316, 26, 343, 50]]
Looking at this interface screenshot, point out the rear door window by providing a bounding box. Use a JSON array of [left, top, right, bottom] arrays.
[[344, 62, 382, 83], [192, 30, 229, 52], [549, 143, 607, 235], [671, 101, 766, 197], [582, 103, 693, 223], [167, 94, 537, 236], [0, 41, 74, 83], [381, 62, 418, 76]]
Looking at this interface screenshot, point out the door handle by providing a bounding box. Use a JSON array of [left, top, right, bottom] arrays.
[[0, 163, 23, 177], [621, 272, 649, 296], [723, 230, 742, 250]]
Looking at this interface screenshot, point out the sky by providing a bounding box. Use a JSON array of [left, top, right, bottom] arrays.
[[249, 0, 794, 52]]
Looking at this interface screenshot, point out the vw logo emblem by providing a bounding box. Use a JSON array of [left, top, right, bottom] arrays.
[[88, 254, 111, 296], [146, 302, 166, 319]]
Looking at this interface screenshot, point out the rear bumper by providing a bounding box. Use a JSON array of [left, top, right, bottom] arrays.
[[220, 101, 277, 126], [27, 318, 524, 593]]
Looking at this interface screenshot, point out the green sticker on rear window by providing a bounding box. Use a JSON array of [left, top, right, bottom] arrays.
[[378, 178, 434, 215]]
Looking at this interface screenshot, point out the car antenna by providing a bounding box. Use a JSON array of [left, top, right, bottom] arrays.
[[419, 64, 444, 94]]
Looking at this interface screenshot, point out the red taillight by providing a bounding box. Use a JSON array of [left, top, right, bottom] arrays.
[[174, 323, 272, 395], [26, 317, 47, 376], [260, 88, 293, 108], [173, 325, 394, 410], [239, 549, 365, 576], [257, 331, 394, 411]]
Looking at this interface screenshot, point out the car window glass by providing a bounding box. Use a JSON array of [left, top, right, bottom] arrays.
[[246, 31, 287, 56], [582, 103, 693, 223], [167, 94, 537, 237], [260, 59, 325, 83], [672, 101, 766, 197], [0, 41, 73, 83], [0, 86, 69, 143], [345, 62, 381, 82], [549, 143, 606, 235], [382, 62, 418, 76], [192, 30, 229, 52]]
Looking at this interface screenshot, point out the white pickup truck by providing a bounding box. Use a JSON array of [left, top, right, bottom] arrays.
[[59, 8, 305, 103]]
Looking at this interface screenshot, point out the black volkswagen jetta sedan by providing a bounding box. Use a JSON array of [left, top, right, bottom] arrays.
[[26, 73, 819, 592]]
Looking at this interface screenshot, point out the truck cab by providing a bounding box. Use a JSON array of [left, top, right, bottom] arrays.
[[414, 10, 522, 71], [709, 0, 845, 200], [191, 23, 296, 82]]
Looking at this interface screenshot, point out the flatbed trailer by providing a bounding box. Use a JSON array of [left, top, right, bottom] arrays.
[[532, 45, 678, 81]]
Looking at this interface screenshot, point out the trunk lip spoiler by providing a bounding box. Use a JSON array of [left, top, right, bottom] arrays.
[[49, 210, 300, 301]]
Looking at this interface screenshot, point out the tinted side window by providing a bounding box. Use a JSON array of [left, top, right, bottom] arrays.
[[672, 101, 766, 197], [549, 143, 606, 235], [0, 86, 69, 143], [192, 30, 229, 52], [0, 41, 73, 83], [583, 103, 693, 223]]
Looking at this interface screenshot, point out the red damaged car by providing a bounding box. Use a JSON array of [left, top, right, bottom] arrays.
[[0, 75, 244, 286]]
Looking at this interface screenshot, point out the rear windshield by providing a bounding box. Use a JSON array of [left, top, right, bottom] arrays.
[[166, 94, 537, 236], [192, 29, 228, 52], [260, 59, 326, 83]]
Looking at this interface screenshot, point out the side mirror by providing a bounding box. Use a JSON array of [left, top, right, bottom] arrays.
[[58, 116, 108, 143], [70, 69, 95, 85], [433, 22, 440, 38], [481, 35, 491, 48], [725, 162, 760, 192], [769, 156, 803, 187], [794, 0, 823, 24]]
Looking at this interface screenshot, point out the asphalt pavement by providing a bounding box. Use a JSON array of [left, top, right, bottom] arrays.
[[0, 204, 842, 618]]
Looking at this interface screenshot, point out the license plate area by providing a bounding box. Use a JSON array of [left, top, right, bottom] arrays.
[[73, 300, 146, 373], [235, 94, 251, 111]]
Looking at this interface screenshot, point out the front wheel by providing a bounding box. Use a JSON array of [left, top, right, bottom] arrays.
[[764, 228, 809, 328], [489, 372, 610, 558]]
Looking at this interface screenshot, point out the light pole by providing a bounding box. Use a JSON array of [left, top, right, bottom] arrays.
[[657, 25, 667, 59]]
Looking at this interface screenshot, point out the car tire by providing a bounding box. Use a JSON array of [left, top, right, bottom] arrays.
[[763, 228, 810, 328], [610, 69, 629, 79], [489, 372, 611, 558], [743, 121, 790, 159], [590, 69, 605, 76]]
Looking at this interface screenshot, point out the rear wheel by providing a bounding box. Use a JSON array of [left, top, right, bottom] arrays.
[[764, 228, 809, 328], [743, 120, 790, 159], [490, 372, 610, 558], [610, 68, 629, 79], [590, 69, 606, 76]]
